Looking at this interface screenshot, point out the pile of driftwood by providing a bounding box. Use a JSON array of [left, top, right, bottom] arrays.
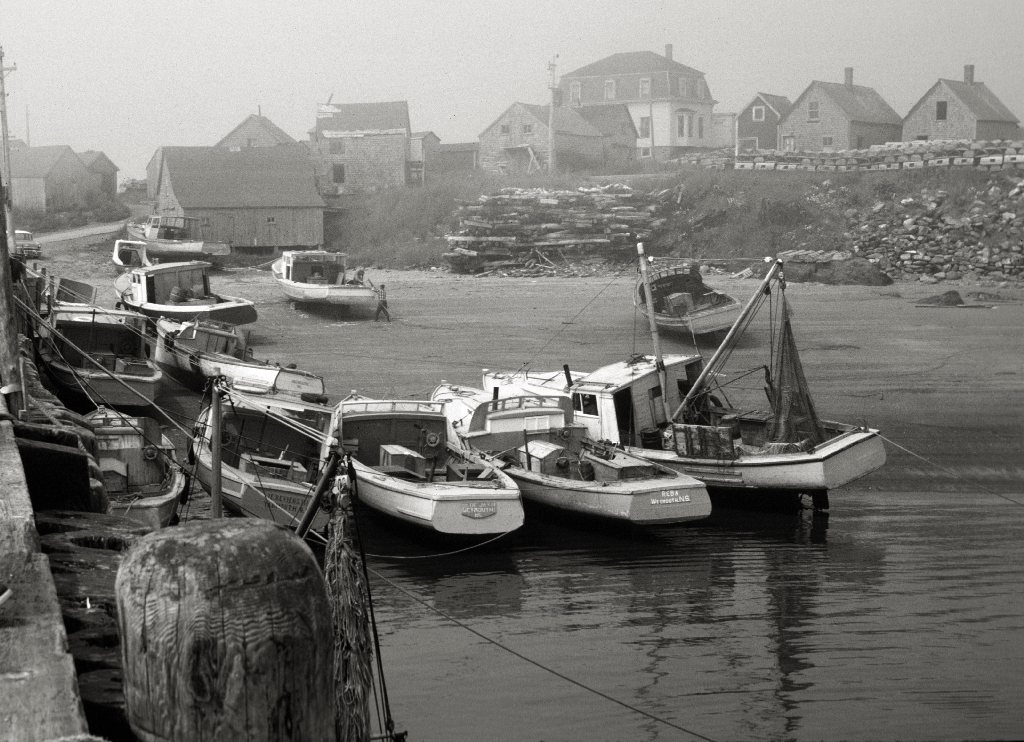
[[443, 184, 671, 274]]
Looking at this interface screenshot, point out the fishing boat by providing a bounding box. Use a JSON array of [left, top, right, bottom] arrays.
[[35, 303, 163, 410], [153, 317, 325, 395], [270, 250, 380, 310], [482, 247, 886, 510], [634, 259, 741, 336], [331, 394, 524, 535], [126, 215, 230, 257], [113, 250, 257, 325], [191, 382, 338, 533], [86, 406, 188, 529], [432, 382, 711, 525]]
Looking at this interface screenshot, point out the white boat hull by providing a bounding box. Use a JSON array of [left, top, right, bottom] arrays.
[[273, 278, 379, 308], [125, 225, 230, 256], [350, 458, 524, 535], [40, 356, 162, 409], [107, 469, 187, 529], [657, 301, 742, 335]]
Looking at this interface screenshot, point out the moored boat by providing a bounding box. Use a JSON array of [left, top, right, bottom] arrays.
[[126, 215, 230, 257], [270, 250, 380, 310], [634, 259, 741, 336], [432, 382, 711, 525], [87, 406, 187, 529]]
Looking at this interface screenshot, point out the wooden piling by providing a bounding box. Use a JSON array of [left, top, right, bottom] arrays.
[[115, 519, 335, 742]]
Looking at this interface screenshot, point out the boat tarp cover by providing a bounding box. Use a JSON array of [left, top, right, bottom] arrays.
[[767, 297, 825, 446]]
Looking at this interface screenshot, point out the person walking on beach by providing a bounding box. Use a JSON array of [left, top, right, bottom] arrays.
[[375, 284, 391, 322]]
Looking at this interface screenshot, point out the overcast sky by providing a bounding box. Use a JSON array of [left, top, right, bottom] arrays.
[[3, 0, 1023, 181]]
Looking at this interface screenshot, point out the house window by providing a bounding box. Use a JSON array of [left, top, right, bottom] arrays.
[[246, 138, 256, 148], [332, 164, 345, 183], [808, 101, 819, 121], [677, 113, 691, 137], [639, 146, 652, 158], [639, 78, 651, 98], [936, 101, 948, 120], [522, 124, 533, 134], [329, 139, 345, 154], [679, 78, 690, 98], [200, 216, 210, 227], [751, 105, 766, 122], [698, 116, 704, 138], [570, 81, 581, 106], [782, 135, 796, 151], [822, 136, 834, 147], [639, 116, 651, 138], [266, 216, 276, 224], [500, 124, 510, 134], [604, 79, 616, 100]]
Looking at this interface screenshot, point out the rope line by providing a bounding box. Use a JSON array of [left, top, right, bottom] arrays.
[[367, 565, 718, 742]]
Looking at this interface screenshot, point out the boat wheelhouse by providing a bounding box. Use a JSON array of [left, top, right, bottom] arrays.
[[114, 259, 257, 325]]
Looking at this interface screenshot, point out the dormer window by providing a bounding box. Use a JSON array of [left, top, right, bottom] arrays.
[[752, 105, 766, 122], [604, 80, 616, 100], [639, 78, 651, 98]]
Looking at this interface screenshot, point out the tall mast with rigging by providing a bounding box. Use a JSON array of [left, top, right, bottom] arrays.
[[636, 242, 673, 424]]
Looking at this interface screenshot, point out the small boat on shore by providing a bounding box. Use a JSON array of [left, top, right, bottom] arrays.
[[153, 317, 325, 395], [87, 406, 187, 529], [332, 393, 524, 535], [270, 250, 379, 310], [35, 303, 162, 410], [432, 382, 711, 525], [126, 215, 230, 257], [635, 259, 741, 336], [113, 253, 257, 325]]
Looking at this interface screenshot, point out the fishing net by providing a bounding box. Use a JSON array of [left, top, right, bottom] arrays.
[[767, 296, 825, 446]]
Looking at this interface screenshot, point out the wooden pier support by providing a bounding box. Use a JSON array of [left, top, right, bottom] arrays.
[[115, 519, 335, 742]]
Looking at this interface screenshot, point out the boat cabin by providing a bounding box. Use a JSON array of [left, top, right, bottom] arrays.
[[171, 320, 247, 358], [458, 394, 579, 453], [335, 399, 450, 480], [279, 251, 348, 285], [122, 261, 216, 306], [138, 215, 201, 241]]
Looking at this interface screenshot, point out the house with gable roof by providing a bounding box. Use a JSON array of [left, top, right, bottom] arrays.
[[737, 93, 792, 151], [77, 150, 119, 199], [777, 68, 902, 152], [9, 145, 94, 212], [309, 100, 412, 193], [147, 144, 324, 249], [217, 113, 297, 149], [478, 102, 635, 173], [558, 45, 716, 160], [902, 65, 1020, 142]]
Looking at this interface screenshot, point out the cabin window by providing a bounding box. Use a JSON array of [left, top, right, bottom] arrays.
[[604, 80, 616, 100], [639, 78, 651, 98], [332, 164, 345, 183], [573, 393, 599, 417], [639, 116, 651, 138], [808, 100, 819, 122], [935, 101, 948, 121], [751, 105, 765, 122], [329, 139, 345, 154]]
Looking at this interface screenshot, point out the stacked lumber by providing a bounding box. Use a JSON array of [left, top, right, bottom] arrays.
[[443, 184, 671, 273]]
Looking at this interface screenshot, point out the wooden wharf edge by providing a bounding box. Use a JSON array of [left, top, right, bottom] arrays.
[[0, 393, 93, 740]]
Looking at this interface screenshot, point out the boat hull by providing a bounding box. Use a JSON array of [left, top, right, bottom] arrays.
[[107, 469, 187, 529], [39, 355, 162, 410], [270, 261, 378, 308], [350, 459, 523, 535], [122, 297, 258, 326], [125, 225, 230, 256]]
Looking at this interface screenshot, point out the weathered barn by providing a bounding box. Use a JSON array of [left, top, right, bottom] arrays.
[[309, 101, 412, 193], [9, 146, 94, 212], [737, 93, 792, 151], [217, 113, 297, 149], [778, 68, 902, 152], [902, 65, 1020, 142], [148, 144, 324, 250], [77, 151, 119, 199], [430, 142, 479, 174]]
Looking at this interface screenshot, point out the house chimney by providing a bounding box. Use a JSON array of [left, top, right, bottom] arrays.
[[844, 67, 854, 87], [964, 64, 975, 84], [665, 44, 673, 61]]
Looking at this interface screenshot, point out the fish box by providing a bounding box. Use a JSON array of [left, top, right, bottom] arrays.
[[379, 444, 427, 478], [672, 424, 736, 460], [518, 439, 569, 475]]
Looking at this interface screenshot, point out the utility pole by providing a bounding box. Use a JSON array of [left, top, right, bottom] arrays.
[[1, 44, 17, 248], [547, 56, 558, 175], [0, 44, 23, 414]]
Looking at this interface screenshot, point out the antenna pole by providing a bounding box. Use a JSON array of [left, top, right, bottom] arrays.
[[547, 56, 558, 174], [637, 243, 673, 424]]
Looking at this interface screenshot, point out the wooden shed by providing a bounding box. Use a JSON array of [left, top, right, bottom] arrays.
[[9, 145, 94, 212], [77, 151, 120, 199]]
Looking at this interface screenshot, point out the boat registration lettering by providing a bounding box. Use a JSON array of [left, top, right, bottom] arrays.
[[650, 490, 691, 505], [462, 502, 498, 519]]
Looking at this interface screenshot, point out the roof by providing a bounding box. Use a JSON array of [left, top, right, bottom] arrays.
[[744, 93, 792, 118], [411, 131, 440, 141], [216, 114, 297, 146], [78, 150, 119, 172], [563, 51, 703, 78], [522, 104, 605, 137], [315, 101, 411, 135], [9, 145, 80, 178], [574, 104, 638, 138], [797, 81, 901, 125], [930, 79, 1018, 123], [435, 142, 478, 153], [158, 145, 325, 209]]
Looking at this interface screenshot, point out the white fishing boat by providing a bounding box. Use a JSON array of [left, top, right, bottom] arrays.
[[86, 406, 187, 529], [126, 215, 230, 257], [432, 382, 710, 525], [191, 383, 337, 533], [331, 394, 524, 535], [634, 260, 741, 336], [153, 317, 325, 395], [35, 303, 162, 410], [482, 247, 886, 510], [113, 248, 257, 325], [270, 250, 380, 309]]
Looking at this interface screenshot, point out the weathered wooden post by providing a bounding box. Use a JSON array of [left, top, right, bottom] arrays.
[[115, 519, 335, 741]]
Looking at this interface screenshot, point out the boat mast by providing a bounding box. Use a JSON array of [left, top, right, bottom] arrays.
[[671, 258, 783, 421], [636, 242, 673, 424]]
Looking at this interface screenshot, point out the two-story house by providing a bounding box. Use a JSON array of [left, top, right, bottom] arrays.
[[736, 93, 792, 151], [309, 101, 412, 194], [902, 65, 1020, 143], [777, 68, 902, 152], [558, 45, 716, 160]]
